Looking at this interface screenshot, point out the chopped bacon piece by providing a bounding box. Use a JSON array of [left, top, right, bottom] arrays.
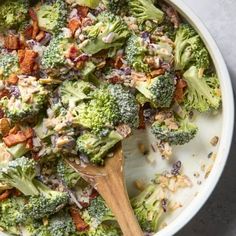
[[7, 74, 19, 85], [68, 18, 81, 35], [174, 79, 187, 102], [3, 131, 28, 147], [32, 21, 40, 40], [0, 190, 11, 202], [18, 49, 25, 63], [114, 55, 123, 69], [23, 25, 33, 39], [26, 138, 33, 149], [68, 45, 79, 60], [0, 89, 10, 99], [70, 207, 89, 232], [35, 31, 46, 42], [19, 49, 38, 74], [77, 6, 89, 18], [4, 35, 20, 50], [23, 128, 34, 139], [138, 106, 146, 129], [0, 118, 11, 137], [150, 68, 165, 77], [29, 8, 38, 21], [12, 189, 21, 197], [0, 109, 4, 119], [108, 75, 122, 84], [9, 125, 20, 135]]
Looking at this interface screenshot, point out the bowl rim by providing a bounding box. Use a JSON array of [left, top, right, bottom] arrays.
[[155, 1, 235, 235]]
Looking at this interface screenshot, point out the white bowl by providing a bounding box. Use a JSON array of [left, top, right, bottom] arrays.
[[124, 0, 234, 235]]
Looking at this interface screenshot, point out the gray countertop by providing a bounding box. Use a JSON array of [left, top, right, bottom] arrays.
[[176, 1, 236, 236]]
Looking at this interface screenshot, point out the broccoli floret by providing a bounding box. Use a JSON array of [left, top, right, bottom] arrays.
[[0, 156, 39, 196], [0, 76, 48, 122], [66, 0, 99, 9], [125, 34, 149, 72], [36, 0, 68, 35], [151, 113, 198, 145], [72, 88, 120, 133], [31, 226, 51, 236], [83, 224, 120, 236], [183, 66, 221, 112], [174, 24, 210, 71], [48, 209, 77, 236], [108, 84, 140, 128], [102, 0, 127, 14], [41, 34, 72, 70], [131, 184, 165, 232], [135, 73, 175, 108], [87, 196, 114, 224], [77, 131, 123, 165], [0, 53, 19, 80], [0, 157, 69, 219], [128, 0, 164, 23], [0, 197, 25, 235], [23, 180, 69, 220], [80, 12, 130, 55], [57, 158, 81, 188], [0, 0, 29, 31], [59, 80, 95, 107], [7, 143, 30, 159]]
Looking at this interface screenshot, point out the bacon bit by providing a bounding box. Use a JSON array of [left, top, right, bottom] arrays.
[[7, 74, 19, 85], [68, 18, 81, 35], [29, 8, 38, 21], [108, 75, 122, 84], [76, 61, 85, 70], [24, 128, 34, 139], [0, 89, 10, 99], [12, 189, 21, 197], [26, 138, 33, 149], [3, 131, 28, 147], [77, 6, 89, 18], [116, 124, 132, 138], [18, 49, 25, 63], [32, 151, 40, 161], [150, 68, 165, 77], [0, 190, 11, 202], [89, 189, 99, 200], [4, 35, 20, 50], [68, 45, 79, 60], [70, 207, 89, 232], [0, 118, 11, 137], [0, 109, 4, 119], [114, 55, 123, 69], [35, 31, 46, 42], [23, 25, 33, 39], [32, 21, 40, 40], [19, 49, 38, 74], [138, 106, 146, 129], [9, 125, 20, 135], [174, 79, 187, 102]]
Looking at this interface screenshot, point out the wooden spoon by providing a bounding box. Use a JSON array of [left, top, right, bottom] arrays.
[[66, 142, 143, 236]]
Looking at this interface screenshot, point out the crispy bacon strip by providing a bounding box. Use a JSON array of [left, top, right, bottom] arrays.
[[19, 49, 38, 74], [68, 18, 81, 35], [7, 74, 19, 85], [0, 190, 11, 202], [70, 207, 89, 232], [174, 79, 187, 102], [0, 118, 11, 137], [3, 128, 34, 147], [4, 35, 20, 50]]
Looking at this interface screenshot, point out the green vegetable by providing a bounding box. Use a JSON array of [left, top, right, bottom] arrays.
[[135, 73, 175, 108], [0, 197, 24, 235], [0, 0, 29, 30], [7, 143, 30, 159], [183, 66, 221, 112], [0, 77, 48, 122], [80, 12, 130, 55], [80, 224, 120, 236], [42, 34, 71, 70], [0, 53, 19, 80], [128, 0, 164, 23], [77, 131, 123, 164], [174, 24, 210, 71], [125, 34, 149, 72], [36, 0, 68, 35], [68, 0, 100, 9], [59, 80, 95, 107], [102, 0, 127, 14], [57, 158, 81, 188], [151, 113, 198, 145], [131, 183, 165, 232]]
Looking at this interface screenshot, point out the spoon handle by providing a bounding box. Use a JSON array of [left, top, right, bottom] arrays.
[[94, 168, 143, 236]]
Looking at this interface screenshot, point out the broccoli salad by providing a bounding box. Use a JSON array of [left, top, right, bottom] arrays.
[[0, 0, 221, 235]]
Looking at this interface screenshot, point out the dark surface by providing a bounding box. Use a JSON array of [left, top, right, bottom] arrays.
[[177, 1, 236, 235]]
